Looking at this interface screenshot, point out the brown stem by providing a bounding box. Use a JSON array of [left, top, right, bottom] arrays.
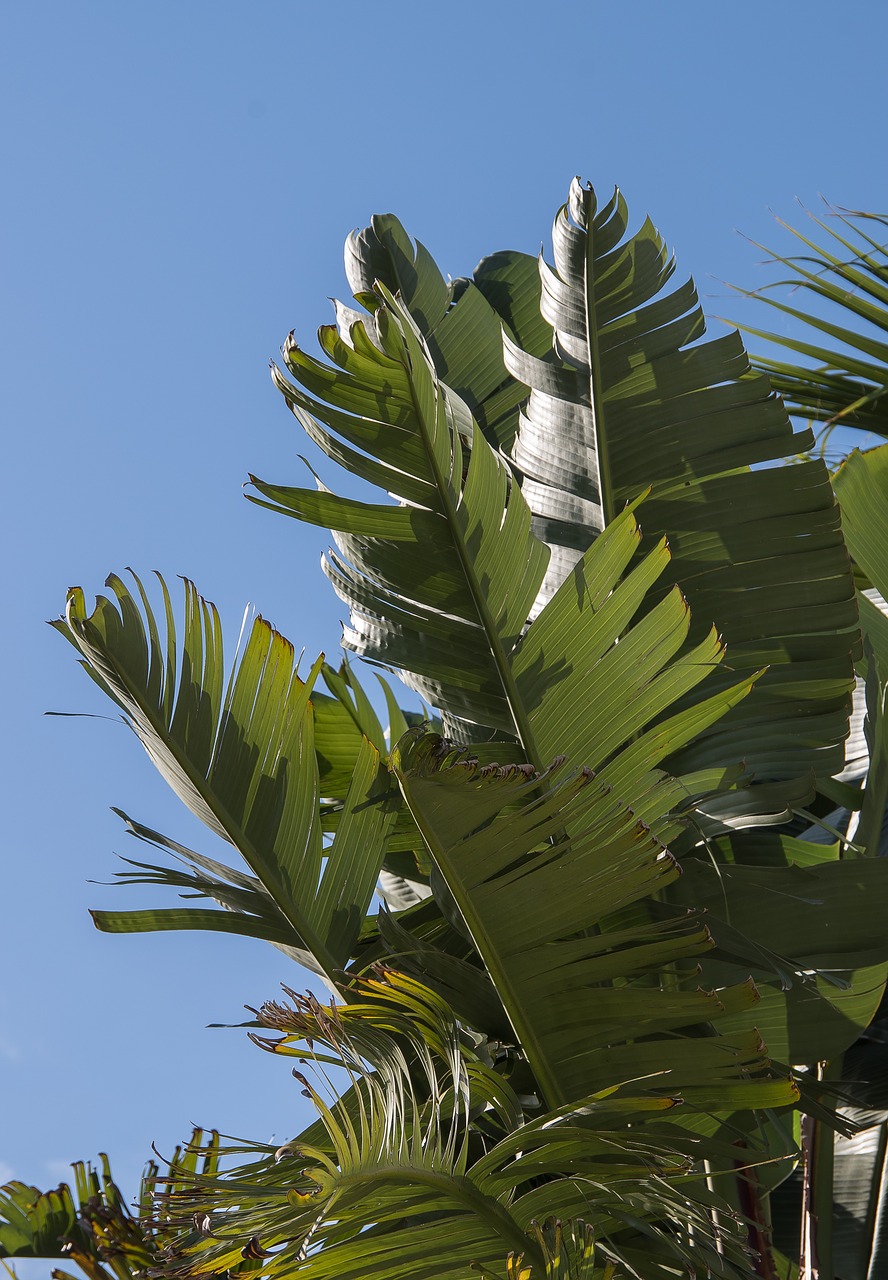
[[733, 1140, 779, 1280]]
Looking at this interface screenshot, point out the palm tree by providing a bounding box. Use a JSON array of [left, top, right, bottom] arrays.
[[6, 180, 888, 1280]]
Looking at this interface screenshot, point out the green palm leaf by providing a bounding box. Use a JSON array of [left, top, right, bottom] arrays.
[[392, 727, 798, 1117], [266, 184, 858, 829], [309, 658, 434, 906], [0, 1133, 216, 1280], [669, 836, 888, 1065], [262, 281, 759, 845], [90, 810, 327, 961], [341, 213, 551, 451], [736, 206, 888, 441], [259, 284, 551, 743], [155, 973, 774, 1280], [52, 573, 395, 984], [501, 180, 858, 811], [833, 445, 888, 859], [833, 446, 888, 604]]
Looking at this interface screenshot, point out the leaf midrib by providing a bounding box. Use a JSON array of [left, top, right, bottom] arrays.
[[329, 1165, 543, 1269], [394, 298, 547, 777], [398, 773, 569, 1113]]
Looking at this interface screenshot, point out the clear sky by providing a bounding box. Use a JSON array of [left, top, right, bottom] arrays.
[[3, 0, 887, 1237]]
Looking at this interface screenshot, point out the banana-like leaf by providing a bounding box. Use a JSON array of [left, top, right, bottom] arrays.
[[259, 284, 552, 741], [826, 1022, 888, 1280], [834, 446, 888, 858], [267, 186, 858, 831], [674, 855, 888, 971], [666, 849, 888, 1072], [309, 659, 433, 900], [341, 213, 551, 451], [392, 727, 798, 1119], [735, 205, 888, 442], [263, 283, 760, 844], [52, 574, 395, 984], [501, 180, 858, 812], [770, 1083, 888, 1280], [154, 973, 773, 1280], [834, 446, 888, 603]]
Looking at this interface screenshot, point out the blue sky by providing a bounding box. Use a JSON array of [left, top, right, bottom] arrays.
[[3, 0, 887, 1234]]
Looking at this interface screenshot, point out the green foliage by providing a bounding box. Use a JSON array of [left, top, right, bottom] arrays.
[[0, 1135, 216, 1280], [738, 205, 888, 445], [9, 180, 888, 1280], [268, 182, 859, 819], [141, 973, 785, 1280]]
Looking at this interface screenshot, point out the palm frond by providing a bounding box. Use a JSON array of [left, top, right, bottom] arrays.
[[266, 184, 858, 831], [151, 973, 770, 1280], [260, 284, 552, 744], [501, 180, 858, 814], [263, 280, 763, 846], [0, 1134, 216, 1280], [736, 205, 888, 440], [342, 213, 551, 451], [833, 445, 888, 859], [52, 573, 395, 984], [392, 729, 798, 1118]]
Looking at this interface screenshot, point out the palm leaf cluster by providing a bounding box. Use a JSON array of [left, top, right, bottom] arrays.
[[0, 1133, 217, 1280], [8, 179, 888, 1280], [305, 181, 859, 817], [149, 972, 785, 1280]]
